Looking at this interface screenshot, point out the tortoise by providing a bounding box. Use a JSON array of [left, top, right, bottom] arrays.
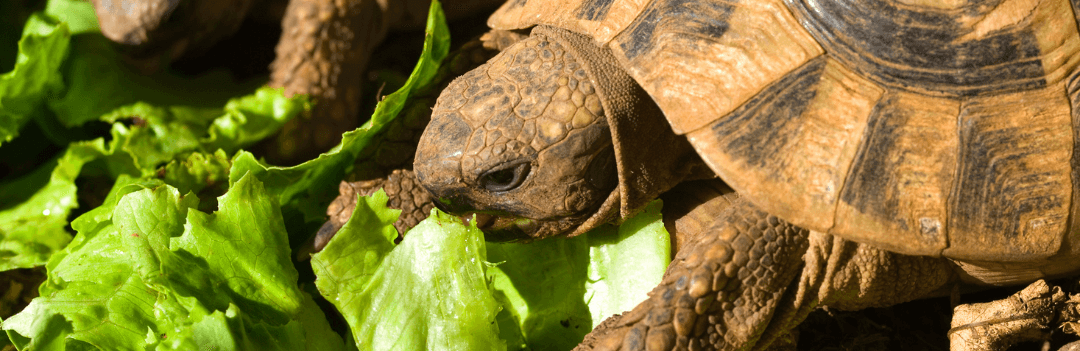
[[412, 0, 1080, 349]]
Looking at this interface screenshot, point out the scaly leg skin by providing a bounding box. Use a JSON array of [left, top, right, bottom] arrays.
[[577, 198, 957, 351]]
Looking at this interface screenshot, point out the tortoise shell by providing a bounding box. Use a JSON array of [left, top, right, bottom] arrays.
[[485, 0, 1080, 262]]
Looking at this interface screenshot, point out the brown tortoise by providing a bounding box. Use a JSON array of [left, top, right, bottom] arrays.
[[413, 0, 1080, 349]]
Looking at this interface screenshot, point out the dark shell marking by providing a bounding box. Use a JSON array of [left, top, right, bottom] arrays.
[[615, 0, 736, 60], [787, 0, 1053, 97], [575, 0, 618, 20]]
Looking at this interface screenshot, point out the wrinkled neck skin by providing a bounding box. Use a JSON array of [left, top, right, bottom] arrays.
[[415, 26, 698, 242]]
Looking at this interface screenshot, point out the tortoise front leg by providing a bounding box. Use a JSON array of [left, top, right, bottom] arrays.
[[577, 198, 810, 350], [579, 198, 957, 351]]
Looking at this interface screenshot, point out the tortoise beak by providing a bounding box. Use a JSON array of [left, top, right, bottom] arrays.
[[428, 197, 534, 242]]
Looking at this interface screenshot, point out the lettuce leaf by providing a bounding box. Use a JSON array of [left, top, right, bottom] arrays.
[[2, 0, 262, 145], [0, 13, 68, 145], [0, 139, 95, 271], [312, 191, 505, 350], [313, 190, 668, 351], [43, 0, 99, 36], [0, 86, 305, 271], [487, 200, 670, 350], [4, 174, 344, 350], [0, 0, 306, 272]]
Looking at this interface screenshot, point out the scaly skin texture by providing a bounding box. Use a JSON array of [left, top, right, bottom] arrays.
[[596, 199, 812, 350], [948, 280, 1066, 351], [346, 31, 525, 182], [415, 30, 620, 241], [264, 0, 398, 164]]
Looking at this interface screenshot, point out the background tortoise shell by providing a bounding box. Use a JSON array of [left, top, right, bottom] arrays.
[[484, 0, 1080, 263]]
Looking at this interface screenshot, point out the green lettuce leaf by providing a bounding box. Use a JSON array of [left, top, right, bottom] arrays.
[[581, 200, 670, 324], [43, 0, 100, 36], [95, 86, 305, 176], [311, 190, 668, 351], [0, 13, 69, 145], [1, 0, 263, 147], [0, 138, 104, 271], [41, 0, 260, 128], [0, 86, 305, 270], [312, 190, 505, 350], [0, 0, 305, 272], [487, 200, 670, 350], [4, 174, 344, 350], [49, 34, 263, 128]]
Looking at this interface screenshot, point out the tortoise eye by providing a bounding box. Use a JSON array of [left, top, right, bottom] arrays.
[[481, 163, 530, 192]]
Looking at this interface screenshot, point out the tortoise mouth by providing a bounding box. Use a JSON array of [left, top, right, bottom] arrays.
[[461, 212, 537, 242]]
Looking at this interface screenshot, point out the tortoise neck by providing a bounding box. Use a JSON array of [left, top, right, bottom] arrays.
[[535, 25, 711, 224]]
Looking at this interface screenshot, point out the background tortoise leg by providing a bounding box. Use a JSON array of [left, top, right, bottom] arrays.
[[771, 231, 957, 350], [579, 198, 959, 351]]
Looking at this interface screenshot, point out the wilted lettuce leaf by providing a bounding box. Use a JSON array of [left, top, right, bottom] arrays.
[[487, 200, 670, 350], [4, 174, 344, 350], [312, 190, 506, 350]]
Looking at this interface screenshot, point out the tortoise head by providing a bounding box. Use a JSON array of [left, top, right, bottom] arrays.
[[415, 26, 705, 241], [414, 30, 619, 241]]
